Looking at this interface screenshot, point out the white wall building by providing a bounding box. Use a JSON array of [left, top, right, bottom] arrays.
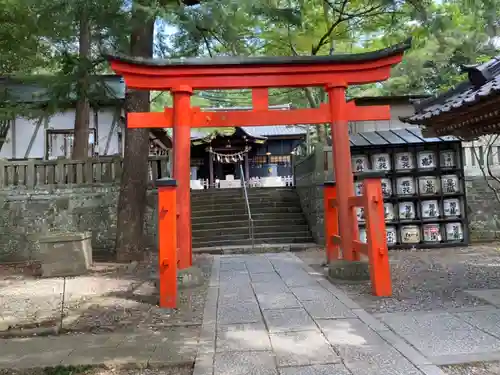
[[0, 75, 169, 160]]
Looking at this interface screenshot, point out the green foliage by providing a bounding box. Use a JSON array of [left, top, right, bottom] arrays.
[[2, 0, 500, 119]]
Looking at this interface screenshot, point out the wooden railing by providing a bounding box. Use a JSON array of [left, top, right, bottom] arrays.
[[0, 156, 170, 188]]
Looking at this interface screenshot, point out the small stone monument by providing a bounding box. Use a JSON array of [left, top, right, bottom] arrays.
[[28, 231, 93, 277]]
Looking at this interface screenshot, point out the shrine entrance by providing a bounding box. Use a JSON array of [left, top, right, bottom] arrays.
[[106, 39, 411, 307]]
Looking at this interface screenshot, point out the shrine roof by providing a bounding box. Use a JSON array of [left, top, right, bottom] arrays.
[[0, 75, 124, 105], [344, 127, 459, 147], [401, 56, 500, 126], [243, 126, 306, 137], [189, 125, 306, 142], [104, 39, 411, 68]]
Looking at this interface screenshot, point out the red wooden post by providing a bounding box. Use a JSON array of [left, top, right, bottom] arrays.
[[324, 182, 339, 262], [362, 174, 392, 297], [172, 85, 193, 269], [252, 88, 269, 110], [156, 178, 178, 308], [326, 84, 359, 261]]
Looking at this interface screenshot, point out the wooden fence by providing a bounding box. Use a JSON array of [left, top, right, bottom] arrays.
[[0, 156, 170, 188]]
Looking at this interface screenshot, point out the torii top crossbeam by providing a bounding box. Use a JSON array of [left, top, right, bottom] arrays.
[[105, 39, 411, 90]]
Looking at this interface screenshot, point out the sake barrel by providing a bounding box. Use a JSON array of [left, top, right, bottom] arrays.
[[401, 225, 421, 244], [440, 150, 457, 168], [384, 202, 395, 222], [443, 198, 461, 217], [356, 207, 365, 222], [421, 200, 440, 219], [423, 223, 442, 243], [417, 150, 437, 169], [395, 151, 415, 171], [445, 222, 464, 241], [351, 155, 370, 173], [418, 176, 440, 195], [386, 226, 397, 246], [359, 227, 367, 243], [441, 174, 460, 194], [398, 201, 416, 220], [396, 176, 415, 196], [371, 153, 392, 171], [381, 178, 393, 197], [354, 181, 364, 196]]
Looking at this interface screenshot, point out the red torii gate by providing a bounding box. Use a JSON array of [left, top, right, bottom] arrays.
[[106, 39, 411, 307]]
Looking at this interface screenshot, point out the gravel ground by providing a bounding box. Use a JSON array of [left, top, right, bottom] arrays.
[[295, 243, 500, 313], [0, 254, 212, 334], [441, 361, 500, 375]]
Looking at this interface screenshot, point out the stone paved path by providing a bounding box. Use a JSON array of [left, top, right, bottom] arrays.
[[194, 253, 447, 375], [4, 252, 493, 374]]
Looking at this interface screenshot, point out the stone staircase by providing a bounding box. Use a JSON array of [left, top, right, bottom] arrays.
[[191, 188, 314, 249]]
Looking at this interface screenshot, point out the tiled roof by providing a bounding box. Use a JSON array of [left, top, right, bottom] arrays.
[[0, 75, 124, 104], [105, 39, 412, 68], [403, 56, 500, 124], [242, 126, 307, 137], [345, 127, 458, 147]]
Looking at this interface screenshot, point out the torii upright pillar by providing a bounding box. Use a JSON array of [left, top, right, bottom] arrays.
[[172, 85, 193, 269], [327, 83, 359, 261]]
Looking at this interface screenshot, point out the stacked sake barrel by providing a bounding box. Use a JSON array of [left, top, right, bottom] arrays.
[[351, 148, 465, 248]]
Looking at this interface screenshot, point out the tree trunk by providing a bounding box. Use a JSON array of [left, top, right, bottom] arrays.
[[72, 3, 91, 159], [115, 1, 154, 262]]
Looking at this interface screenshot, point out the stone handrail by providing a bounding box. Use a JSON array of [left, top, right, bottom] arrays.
[[0, 156, 169, 188]]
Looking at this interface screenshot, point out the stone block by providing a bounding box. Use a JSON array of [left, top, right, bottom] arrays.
[[216, 322, 271, 352], [301, 298, 356, 319], [269, 330, 340, 367], [279, 364, 351, 375], [263, 308, 317, 333], [214, 351, 278, 375], [28, 231, 92, 277], [328, 259, 370, 281]]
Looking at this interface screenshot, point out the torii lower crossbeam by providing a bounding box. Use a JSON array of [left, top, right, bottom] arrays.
[[127, 102, 391, 128]]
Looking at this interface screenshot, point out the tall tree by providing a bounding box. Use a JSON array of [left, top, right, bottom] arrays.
[[72, 1, 92, 159], [115, 0, 200, 262], [115, 0, 156, 262]]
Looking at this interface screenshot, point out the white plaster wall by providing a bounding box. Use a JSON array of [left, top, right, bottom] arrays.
[[349, 104, 415, 134], [95, 109, 121, 155], [0, 107, 121, 159]]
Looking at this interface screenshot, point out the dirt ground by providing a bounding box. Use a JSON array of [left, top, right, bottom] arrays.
[[441, 361, 500, 375], [0, 365, 193, 375], [0, 254, 212, 335], [295, 243, 500, 313]]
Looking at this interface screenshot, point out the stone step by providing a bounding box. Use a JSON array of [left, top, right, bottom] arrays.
[[191, 200, 301, 213], [191, 212, 306, 224], [192, 236, 314, 248], [192, 229, 312, 242], [190, 187, 295, 199], [193, 242, 317, 254], [192, 218, 308, 230], [193, 224, 310, 238], [192, 206, 303, 218], [191, 195, 301, 206]]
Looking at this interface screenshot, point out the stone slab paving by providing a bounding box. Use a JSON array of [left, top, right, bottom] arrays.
[[377, 307, 500, 366], [6, 253, 500, 373], [465, 288, 500, 307], [194, 253, 448, 375], [0, 326, 199, 369]]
